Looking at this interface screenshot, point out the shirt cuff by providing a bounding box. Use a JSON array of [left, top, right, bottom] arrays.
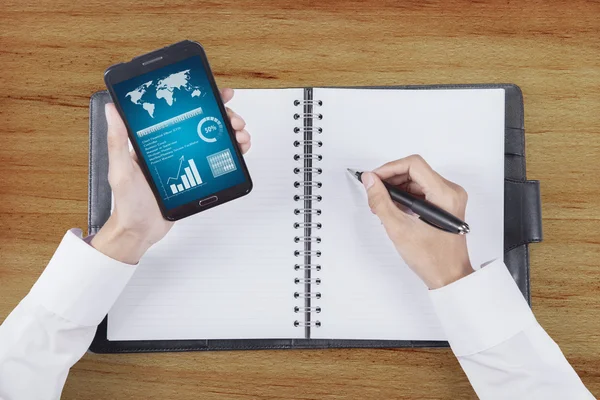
[[27, 229, 137, 327], [429, 259, 536, 357]]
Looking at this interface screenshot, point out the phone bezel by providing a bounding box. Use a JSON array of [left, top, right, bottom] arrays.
[[104, 40, 252, 221]]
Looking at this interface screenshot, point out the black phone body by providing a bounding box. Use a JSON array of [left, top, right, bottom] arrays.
[[104, 41, 252, 221]]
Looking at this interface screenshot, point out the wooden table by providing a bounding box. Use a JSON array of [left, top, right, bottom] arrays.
[[1, 0, 599, 398]]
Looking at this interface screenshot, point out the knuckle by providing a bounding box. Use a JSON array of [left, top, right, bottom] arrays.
[[447, 185, 468, 211], [456, 185, 468, 202], [449, 183, 468, 202], [107, 172, 119, 188], [408, 154, 431, 173], [407, 154, 424, 164]]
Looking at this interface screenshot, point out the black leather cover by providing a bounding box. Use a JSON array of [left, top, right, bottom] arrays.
[[88, 84, 542, 353]]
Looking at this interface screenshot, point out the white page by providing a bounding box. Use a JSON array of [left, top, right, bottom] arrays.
[[108, 89, 304, 340], [312, 88, 505, 340]]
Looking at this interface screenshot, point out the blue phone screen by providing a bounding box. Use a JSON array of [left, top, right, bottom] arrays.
[[113, 56, 246, 211]]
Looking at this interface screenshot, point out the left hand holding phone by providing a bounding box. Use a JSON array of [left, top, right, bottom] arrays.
[[91, 88, 251, 264]]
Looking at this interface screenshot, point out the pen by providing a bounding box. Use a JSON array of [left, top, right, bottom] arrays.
[[347, 168, 470, 235]]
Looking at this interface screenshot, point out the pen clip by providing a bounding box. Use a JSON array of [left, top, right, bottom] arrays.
[[418, 216, 458, 234]]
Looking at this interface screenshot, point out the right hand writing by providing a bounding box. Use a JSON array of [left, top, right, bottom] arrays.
[[361, 155, 474, 289]]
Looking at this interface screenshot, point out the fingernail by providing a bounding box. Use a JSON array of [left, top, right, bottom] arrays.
[[105, 104, 114, 126], [362, 172, 375, 190]]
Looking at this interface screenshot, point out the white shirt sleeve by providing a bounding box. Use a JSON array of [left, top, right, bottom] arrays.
[[0, 229, 137, 400], [429, 259, 595, 400], [1, 235, 595, 400]]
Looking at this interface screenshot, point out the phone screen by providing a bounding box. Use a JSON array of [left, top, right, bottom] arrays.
[[112, 56, 246, 211]]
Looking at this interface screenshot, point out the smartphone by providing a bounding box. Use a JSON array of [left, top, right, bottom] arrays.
[[104, 40, 252, 221]]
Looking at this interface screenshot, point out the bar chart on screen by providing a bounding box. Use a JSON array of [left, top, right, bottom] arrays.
[[155, 156, 204, 197]]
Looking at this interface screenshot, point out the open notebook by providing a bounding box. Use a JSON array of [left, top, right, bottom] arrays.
[[89, 85, 542, 352]]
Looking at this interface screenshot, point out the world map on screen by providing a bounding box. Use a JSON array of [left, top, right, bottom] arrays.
[[125, 69, 202, 118]]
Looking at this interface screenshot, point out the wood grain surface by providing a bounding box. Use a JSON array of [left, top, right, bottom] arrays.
[[1, 0, 599, 398]]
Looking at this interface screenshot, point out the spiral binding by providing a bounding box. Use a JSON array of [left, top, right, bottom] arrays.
[[294, 140, 323, 147], [294, 96, 322, 329], [293, 100, 323, 106], [294, 236, 322, 243], [295, 278, 322, 284], [293, 222, 322, 229], [294, 113, 322, 120], [294, 208, 321, 215], [294, 194, 322, 201], [294, 154, 322, 161], [294, 127, 322, 133], [294, 263, 321, 271], [294, 167, 322, 174], [294, 306, 322, 313], [294, 292, 322, 299], [294, 181, 322, 188], [294, 250, 321, 257], [294, 321, 322, 327]]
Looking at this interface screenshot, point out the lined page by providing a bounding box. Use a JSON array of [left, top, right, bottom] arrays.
[[108, 89, 303, 340], [312, 88, 505, 340]]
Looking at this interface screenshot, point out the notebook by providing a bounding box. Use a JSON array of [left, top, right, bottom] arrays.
[[88, 84, 542, 352]]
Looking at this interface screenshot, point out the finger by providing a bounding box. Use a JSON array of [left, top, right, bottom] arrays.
[[220, 88, 234, 104], [362, 172, 409, 230], [385, 174, 410, 186], [235, 129, 251, 144], [374, 155, 444, 195], [382, 174, 425, 196], [239, 141, 251, 154], [105, 104, 132, 175], [397, 181, 425, 196], [227, 108, 246, 131]]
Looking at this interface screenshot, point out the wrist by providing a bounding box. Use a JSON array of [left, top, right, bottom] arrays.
[[91, 216, 150, 264], [427, 261, 474, 290]]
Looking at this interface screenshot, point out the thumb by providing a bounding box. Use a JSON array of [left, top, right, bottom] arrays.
[[105, 103, 132, 173], [362, 172, 404, 226]]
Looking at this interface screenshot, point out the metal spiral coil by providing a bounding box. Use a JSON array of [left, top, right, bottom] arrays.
[[294, 167, 322, 174], [294, 113, 323, 120], [294, 181, 322, 188], [294, 236, 322, 243], [295, 278, 322, 284], [294, 250, 321, 257], [294, 306, 322, 313], [293, 97, 323, 329], [294, 154, 322, 161], [294, 208, 321, 215], [293, 222, 322, 229], [294, 264, 321, 271], [294, 140, 323, 147], [294, 194, 322, 202], [293, 100, 323, 106], [294, 127, 322, 134], [294, 292, 322, 299], [294, 320, 321, 327]]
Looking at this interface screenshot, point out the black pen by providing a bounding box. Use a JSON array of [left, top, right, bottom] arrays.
[[347, 169, 470, 235]]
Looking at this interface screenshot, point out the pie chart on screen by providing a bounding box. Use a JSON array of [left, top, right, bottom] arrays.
[[197, 116, 223, 143]]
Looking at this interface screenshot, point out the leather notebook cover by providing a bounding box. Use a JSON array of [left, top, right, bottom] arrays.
[[88, 84, 542, 353]]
